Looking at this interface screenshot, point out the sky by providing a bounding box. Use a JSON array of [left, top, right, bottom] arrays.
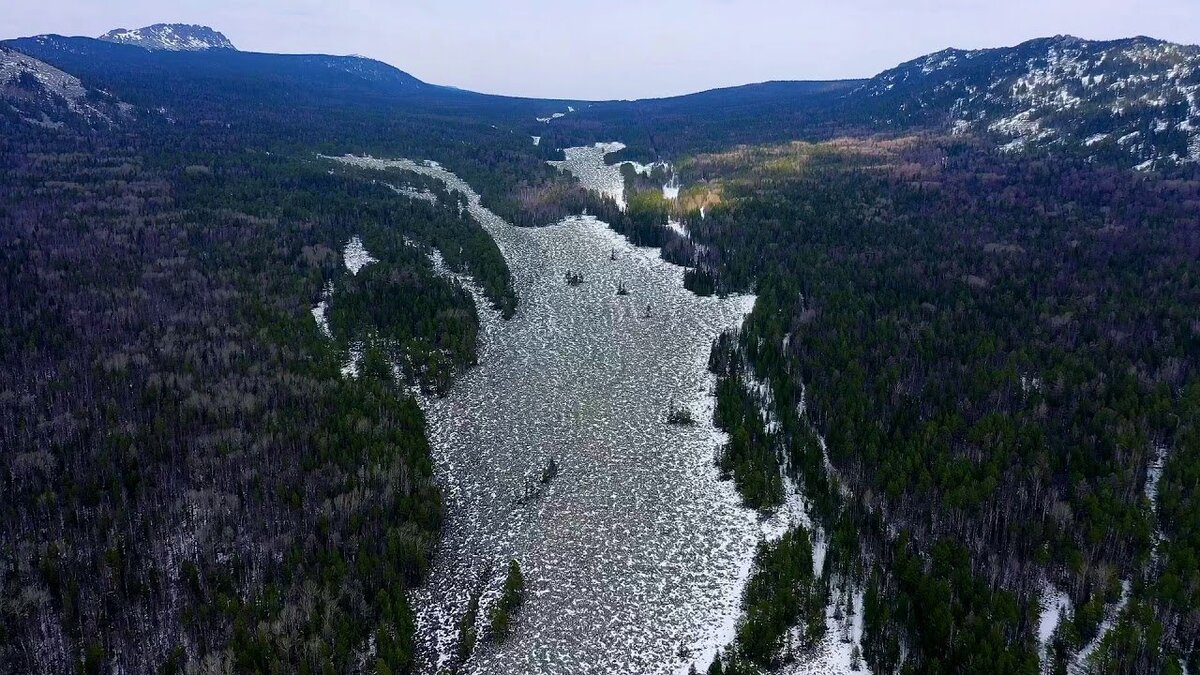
[[6, 0, 1200, 100]]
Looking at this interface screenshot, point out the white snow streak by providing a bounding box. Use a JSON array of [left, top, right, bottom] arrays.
[[343, 235, 377, 276]]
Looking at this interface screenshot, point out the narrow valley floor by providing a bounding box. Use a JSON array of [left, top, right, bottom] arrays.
[[335, 156, 764, 675]]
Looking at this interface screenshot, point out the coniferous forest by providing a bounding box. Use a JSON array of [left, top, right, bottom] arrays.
[[2, 24, 1199, 675], [683, 139, 1200, 674]]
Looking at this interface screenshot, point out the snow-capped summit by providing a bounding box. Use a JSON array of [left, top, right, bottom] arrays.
[[99, 24, 235, 52]]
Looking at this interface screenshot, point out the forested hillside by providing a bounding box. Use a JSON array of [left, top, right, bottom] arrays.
[[0, 33, 598, 672], [1, 24, 1198, 675], [665, 138, 1200, 674], [0, 91, 529, 671]]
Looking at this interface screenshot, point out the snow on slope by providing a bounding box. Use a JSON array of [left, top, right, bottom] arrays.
[[99, 24, 236, 51], [536, 105, 579, 123], [1069, 580, 1132, 675], [1037, 582, 1072, 673], [1, 46, 128, 125], [861, 35, 1200, 168], [547, 142, 677, 211], [343, 236, 378, 276], [311, 281, 334, 339], [547, 142, 634, 208]]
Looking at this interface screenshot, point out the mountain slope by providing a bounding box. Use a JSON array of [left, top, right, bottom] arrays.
[[0, 34, 449, 134], [9, 34, 425, 96], [528, 80, 864, 159], [1, 23, 1198, 675], [857, 35, 1200, 168], [0, 45, 128, 127], [538, 36, 1200, 170], [99, 23, 235, 51], [8, 29, 1200, 171]]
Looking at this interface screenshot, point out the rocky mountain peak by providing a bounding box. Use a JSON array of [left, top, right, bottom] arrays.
[[99, 24, 235, 52]]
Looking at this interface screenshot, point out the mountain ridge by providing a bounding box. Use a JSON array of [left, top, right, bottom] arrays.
[[0, 45, 130, 127], [99, 23, 235, 51], [2, 19, 1199, 675], [858, 33, 1200, 168], [4, 29, 1199, 168]]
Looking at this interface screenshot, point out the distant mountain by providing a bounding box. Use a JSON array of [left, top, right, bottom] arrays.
[[3, 34, 432, 108], [0, 45, 129, 127], [857, 35, 1200, 169], [294, 53, 427, 89], [99, 23, 235, 51], [5, 28, 1200, 171]]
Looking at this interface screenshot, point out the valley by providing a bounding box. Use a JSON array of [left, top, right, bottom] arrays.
[[332, 154, 761, 674], [1, 19, 1198, 675]]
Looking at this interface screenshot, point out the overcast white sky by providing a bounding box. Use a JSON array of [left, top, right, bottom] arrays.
[[6, 1, 1199, 99]]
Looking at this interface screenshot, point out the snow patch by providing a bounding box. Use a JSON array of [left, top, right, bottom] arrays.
[[1038, 583, 1072, 673], [343, 236, 377, 275], [783, 583, 871, 675], [1118, 131, 1141, 146], [1069, 580, 1131, 675], [547, 142, 633, 209], [341, 342, 365, 379], [1145, 445, 1170, 567], [666, 219, 688, 239], [311, 281, 334, 338], [386, 183, 438, 204], [548, 143, 680, 212], [0, 47, 122, 123], [536, 109, 571, 123], [663, 175, 682, 200]]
